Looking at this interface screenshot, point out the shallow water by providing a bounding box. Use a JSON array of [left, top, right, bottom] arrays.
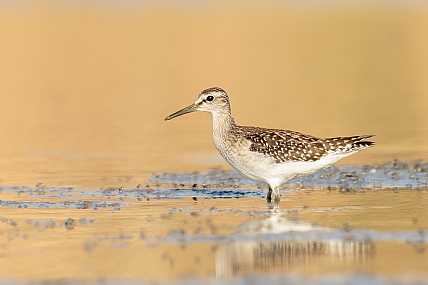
[[1, 1, 428, 284], [1, 163, 428, 284]]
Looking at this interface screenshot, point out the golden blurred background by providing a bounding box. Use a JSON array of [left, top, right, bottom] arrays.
[[0, 1, 427, 188]]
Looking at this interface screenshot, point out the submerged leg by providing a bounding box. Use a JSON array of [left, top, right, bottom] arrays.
[[273, 186, 280, 204], [267, 185, 273, 202]]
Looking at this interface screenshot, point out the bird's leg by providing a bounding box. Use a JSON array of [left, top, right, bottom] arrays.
[[267, 185, 273, 203], [273, 186, 280, 204]]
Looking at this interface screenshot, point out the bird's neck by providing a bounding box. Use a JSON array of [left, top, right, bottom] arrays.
[[211, 111, 236, 143]]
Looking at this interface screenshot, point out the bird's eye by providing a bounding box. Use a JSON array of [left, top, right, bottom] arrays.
[[206, 95, 214, 102]]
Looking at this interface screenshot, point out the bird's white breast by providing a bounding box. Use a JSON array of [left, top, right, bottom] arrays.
[[215, 138, 357, 187]]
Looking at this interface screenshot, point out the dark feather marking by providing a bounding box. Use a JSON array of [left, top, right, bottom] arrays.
[[241, 127, 375, 163]]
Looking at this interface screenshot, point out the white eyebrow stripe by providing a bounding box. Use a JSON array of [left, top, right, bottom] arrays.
[[195, 97, 205, 105]]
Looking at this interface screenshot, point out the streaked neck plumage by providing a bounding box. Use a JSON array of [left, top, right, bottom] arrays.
[[210, 107, 236, 148]]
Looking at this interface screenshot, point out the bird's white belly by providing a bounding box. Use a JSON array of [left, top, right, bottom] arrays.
[[223, 149, 277, 183], [219, 144, 357, 187]]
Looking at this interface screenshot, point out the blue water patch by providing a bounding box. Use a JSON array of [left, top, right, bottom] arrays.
[[149, 160, 428, 190]]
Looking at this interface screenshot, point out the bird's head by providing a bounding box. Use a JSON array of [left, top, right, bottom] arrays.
[[165, 87, 231, 121]]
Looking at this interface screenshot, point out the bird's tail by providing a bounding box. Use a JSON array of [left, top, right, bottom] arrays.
[[322, 134, 375, 153]]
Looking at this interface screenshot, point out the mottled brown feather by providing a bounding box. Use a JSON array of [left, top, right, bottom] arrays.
[[241, 127, 374, 163]]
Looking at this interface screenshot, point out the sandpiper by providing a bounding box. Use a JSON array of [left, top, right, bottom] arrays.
[[165, 87, 374, 203]]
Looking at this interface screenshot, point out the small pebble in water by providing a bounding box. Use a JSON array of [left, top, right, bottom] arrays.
[[373, 180, 382, 190], [64, 218, 75, 230]]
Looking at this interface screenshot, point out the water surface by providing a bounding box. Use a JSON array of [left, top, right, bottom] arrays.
[[1, 1, 428, 284], [1, 163, 428, 284]]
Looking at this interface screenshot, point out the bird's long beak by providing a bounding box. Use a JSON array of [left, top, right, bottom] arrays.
[[165, 103, 197, 121]]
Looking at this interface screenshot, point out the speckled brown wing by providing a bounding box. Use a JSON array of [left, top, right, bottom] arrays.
[[243, 127, 328, 163]]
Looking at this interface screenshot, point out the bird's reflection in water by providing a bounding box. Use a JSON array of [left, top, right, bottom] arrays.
[[216, 209, 375, 278]]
